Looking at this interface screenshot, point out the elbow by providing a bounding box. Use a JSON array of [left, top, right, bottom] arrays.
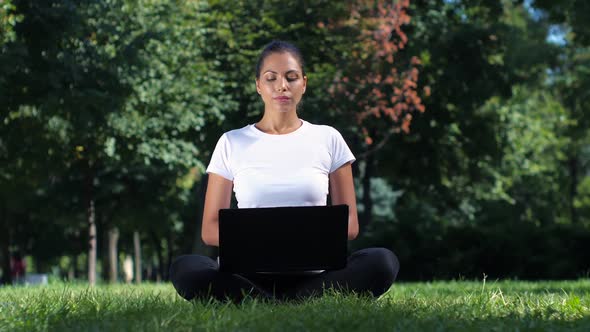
[[347, 218, 359, 240], [346, 210, 359, 240], [348, 228, 359, 240], [201, 233, 212, 246], [201, 217, 220, 247], [201, 230, 218, 247]]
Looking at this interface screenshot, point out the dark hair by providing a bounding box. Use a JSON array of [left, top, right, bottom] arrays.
[[255, 40, 306, 79]]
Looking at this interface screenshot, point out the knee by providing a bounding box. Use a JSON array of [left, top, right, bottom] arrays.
[[169, 255, 193, 283], [358, 247, 400, 284], [170, 255, 217, 279], [169, 255, 217, 300]]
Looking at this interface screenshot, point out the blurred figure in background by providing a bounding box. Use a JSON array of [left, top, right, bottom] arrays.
[[123, 255, 134, 283], [10, 251, 26, 284]]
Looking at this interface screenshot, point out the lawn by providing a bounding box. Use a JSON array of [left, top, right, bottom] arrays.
[[1, 279, 589, 331]]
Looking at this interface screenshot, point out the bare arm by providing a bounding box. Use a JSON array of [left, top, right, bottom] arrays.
[[329, 163, 359, 240], [201, 173, 233, 247]]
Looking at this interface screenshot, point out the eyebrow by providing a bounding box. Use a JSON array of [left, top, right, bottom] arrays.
[[263, 70, 300, 75]]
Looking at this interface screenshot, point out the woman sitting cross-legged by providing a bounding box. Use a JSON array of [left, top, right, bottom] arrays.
[[170, 40, 400, 303]]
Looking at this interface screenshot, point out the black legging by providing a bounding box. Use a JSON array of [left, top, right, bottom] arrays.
[[170, 247, 399, 302]]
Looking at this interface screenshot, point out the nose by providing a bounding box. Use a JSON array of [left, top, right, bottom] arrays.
[[276, 77, 288, 92]]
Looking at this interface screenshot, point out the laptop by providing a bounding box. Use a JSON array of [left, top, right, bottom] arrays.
[[218, 205, 349, 274]]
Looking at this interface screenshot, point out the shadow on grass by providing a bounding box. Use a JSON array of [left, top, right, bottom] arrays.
[[38, 295, 590, 332]]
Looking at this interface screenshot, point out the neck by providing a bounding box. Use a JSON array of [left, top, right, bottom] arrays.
[[256, 111, 301, 135]]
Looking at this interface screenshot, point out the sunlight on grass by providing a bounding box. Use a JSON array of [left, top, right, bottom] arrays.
[[0, 280, 588, 331]]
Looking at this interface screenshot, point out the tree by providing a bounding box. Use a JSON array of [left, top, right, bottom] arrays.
[[318, 0, 426, 228], [0, 0, 229, 284], [477, 86, 570, 225], [532, 0, 590, 224], [0, 106, 49, 284], [327, 0, 425, 140], [372, 0, 559, 226], [555, 48, 590, 224], [0, 0, 82, 284]]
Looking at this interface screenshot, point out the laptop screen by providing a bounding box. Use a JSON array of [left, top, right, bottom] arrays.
[[218, 205, 348, 273]]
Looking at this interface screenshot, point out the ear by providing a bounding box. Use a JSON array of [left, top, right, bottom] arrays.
[[255, 79, 261, 94], [302, 75, 307, 94]]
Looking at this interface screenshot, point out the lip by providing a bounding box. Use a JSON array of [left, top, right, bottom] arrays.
[[273, 96, 291, 102]]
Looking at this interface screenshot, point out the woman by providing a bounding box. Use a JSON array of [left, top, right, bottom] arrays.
[[170, 41, 399, 302]]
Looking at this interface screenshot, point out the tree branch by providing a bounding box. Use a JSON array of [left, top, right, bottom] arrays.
[[357, 126, 398, 160]]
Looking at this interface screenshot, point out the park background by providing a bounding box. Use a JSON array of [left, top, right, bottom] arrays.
[[0, 0, 589, 286]]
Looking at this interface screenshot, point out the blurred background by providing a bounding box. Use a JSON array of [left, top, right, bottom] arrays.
[[0, 0, 588, 285]]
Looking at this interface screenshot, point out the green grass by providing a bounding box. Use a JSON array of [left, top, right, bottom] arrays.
[[1, 280, 589, 331]]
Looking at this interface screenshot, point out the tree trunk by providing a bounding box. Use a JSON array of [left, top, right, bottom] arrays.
[[101, 225, 109, 282], [166, 232, 174, 281], [569, 156, 579, 224], [99, 214, 112, 282], [145, 263, 153, 282], [108, 227, 119, 283], [0, 202, 12, 285], [0, 230, 11, 285], [151, 231, 164, 282], [69, 253, 78, 281], [86, 172, 97, 286], [87, 199, 96, 285], [133, 231, 142, 283]]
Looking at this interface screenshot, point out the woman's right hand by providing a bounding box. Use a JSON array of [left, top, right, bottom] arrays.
[[201, 173, 233, 246]]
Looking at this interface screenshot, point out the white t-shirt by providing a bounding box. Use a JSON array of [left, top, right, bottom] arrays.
[[206, 119, 355, 208]]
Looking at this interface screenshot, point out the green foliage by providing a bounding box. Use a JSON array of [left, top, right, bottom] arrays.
[[193, 0, 347, 128], [355, 218, 590, 280], [477, 86, 569, 205], [0, 0, 232, 273], [575, 176, 590, 225], [108, 0, 233, 171], [533, 0, 590, 45], [2, 0, 590, 281], [533, 0, 590, 225], [0, 0, 20, 44], [352, 0, 589, 279], [375, 0, 565, 223], [355, 176, 403, 222]]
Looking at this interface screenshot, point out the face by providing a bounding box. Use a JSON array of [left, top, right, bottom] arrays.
[[256, 52, 307, 113]]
